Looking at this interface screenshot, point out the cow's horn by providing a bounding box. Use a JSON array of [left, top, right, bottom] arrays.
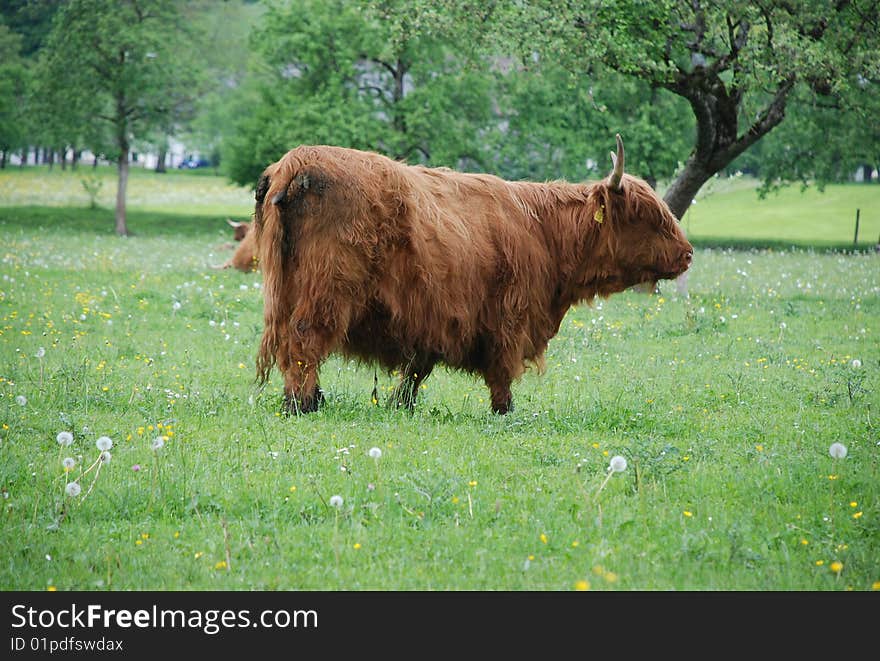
[[271, 190, 286, 205], [226, 218, 244, 228], [608, 133, 624, 191]]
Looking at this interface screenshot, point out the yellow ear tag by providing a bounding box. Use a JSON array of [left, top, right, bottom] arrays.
[[593, 206, 604, 223]]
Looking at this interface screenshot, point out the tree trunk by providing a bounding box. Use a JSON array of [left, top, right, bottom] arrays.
[[115, 149, 130, 236], [0, 151, 6, 169], [72, 150, 80, 169], [155, 145, 167, 173], [59, 147, 67, 170], [663, 159, 713, 221]]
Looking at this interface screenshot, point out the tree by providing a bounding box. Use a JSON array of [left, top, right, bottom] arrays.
[[39, 0, 202, 235], [222, 0, 496, 187], [0, 22, 28, 167], [517, 1, 880, 219]]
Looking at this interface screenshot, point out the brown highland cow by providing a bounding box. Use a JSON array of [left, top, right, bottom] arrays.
[[251, 135, 692, 415]]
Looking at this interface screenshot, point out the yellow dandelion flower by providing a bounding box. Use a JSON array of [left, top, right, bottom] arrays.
[[527, 555, 535, 561], [194, 552, 203, 559], [451, 496, 459, 504], [591, 442, 600, 449], [47, 586, 57, 592], [289, 485, 297, 493], [850, 501, 858, 508], [815, 560, 825, 566], [214, 561, 227, 570], [755, 445, 763, 452], [141, 533, 149, 540], [830, 561, 843, 574], [353, 543, 361, 550], [571, 541, 580, 548], [801, 539, 809, 546], [604, 571, 619, 583], [173, 531, 180, 539], [574, 580, 590, 591], [872, 581, 880, 591], [540, 533, 548, 544], [468, 480, 477, 487], [683, 510, 693, 517], [135, 540, 143, 546], [853, 512, 863, 519]]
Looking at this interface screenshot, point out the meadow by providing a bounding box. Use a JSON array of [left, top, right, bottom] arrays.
[[0, 166, 877, 591]]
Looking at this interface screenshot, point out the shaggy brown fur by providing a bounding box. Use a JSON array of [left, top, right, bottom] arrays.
[[252, 137, 692, 415]]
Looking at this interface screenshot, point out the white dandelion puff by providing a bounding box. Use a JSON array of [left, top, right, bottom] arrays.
[[329, 495, 344, 509], [15, 395, 26, 406], [172, 301, 181, 311], [829, 443, 847, 459], [609, 455, 628, 472], [36, 347, 45, 358], [65, 482, 81, 498], [100, 451, 112, 463], [851, 359, 861, 369], [56, 431, 74, 447], [62, 457, 75, 471], [151, 436, 165, 451], [368, 447, 382, 460], [96, 436, 113, 451]]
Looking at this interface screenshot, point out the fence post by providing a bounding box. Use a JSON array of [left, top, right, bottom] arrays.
[[853, 209, 860, 247]]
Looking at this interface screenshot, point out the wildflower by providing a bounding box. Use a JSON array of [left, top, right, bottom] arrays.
[[609, 455, 627, 472], [683, 510, 693, 517], [100, 451, 111, 463], [214, 561, 227, 570], [353, 543, 361, 550], [830, 561, 843, 574], [36, 347, 45, 358], [65, 482, 81, 497], [851, 359, 861, 368], [574, 580, 590, 591], [56, 431, 73, 447], [540, 533, 548, 544], [368, 447, 382, 459], [96, 436, 113, 451], [828, 443, 847, 459], [15, 395, 26, 406], [151, 436, 165, 451], [329, 495, 343, 509], [132, 464, 141, 472], [172, 301, 181, 311], [62, 457, 75, 471]]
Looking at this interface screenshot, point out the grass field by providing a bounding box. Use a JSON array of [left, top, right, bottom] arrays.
[[0, 166, 877, 591]]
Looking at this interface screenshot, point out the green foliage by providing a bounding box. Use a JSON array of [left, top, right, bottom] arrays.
[[0, 22, 29, 156], [222, 0, 496, 186]]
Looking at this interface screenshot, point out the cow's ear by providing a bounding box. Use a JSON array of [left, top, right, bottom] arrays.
[[255, 174, 270, 204], [608, 134, 625, 192]]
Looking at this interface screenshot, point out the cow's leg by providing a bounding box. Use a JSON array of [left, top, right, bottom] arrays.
[[278, 329, 333, 415], [483, 365, 514, 414], [391, 355, 436, 411]]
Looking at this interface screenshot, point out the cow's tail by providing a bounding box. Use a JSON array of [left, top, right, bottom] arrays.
[[254, 161, 305, 385]]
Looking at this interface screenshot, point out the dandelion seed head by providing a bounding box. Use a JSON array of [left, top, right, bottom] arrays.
[[65, 482, 81, 497], [100, 451, 111, 463], [62, 457, 75, 470], [829, 442, 847, 459], [96, 436, 113, 451], [15, 395, 26, 407], [329, 495, 343, 509], [851, 359, 861, 368], [56, 431, 73, 447], [151, 436, 165, 451], [368, 447, 382, 459], [36, 347, 45, 358], [609, 455, 627, 472]]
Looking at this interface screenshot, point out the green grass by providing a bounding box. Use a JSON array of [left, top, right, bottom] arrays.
[[678, 175, 880, 250], [0, 167, 877, 591]]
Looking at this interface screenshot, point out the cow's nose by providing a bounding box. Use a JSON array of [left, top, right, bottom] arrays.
[[684, 249, 693, 265]]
